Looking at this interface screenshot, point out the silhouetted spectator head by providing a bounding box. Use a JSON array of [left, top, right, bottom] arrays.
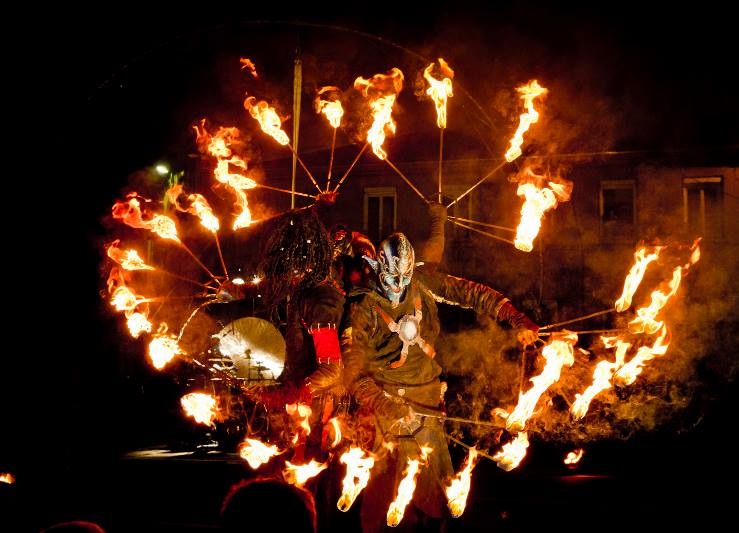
[[41, 521, 106, 532], [220, 476, 316, 532]]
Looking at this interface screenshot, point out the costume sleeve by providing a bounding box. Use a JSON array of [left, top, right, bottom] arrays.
[[299, 282, 345, 364], [340, 296, 409, 420], [416, 202, 446, 266], [415, 269, 538, 330]]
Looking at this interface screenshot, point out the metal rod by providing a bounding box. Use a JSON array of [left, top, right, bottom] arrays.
[[438, 128, 444, 203], [447, 215, 515, 233], [447, 160, 507, 208], [333, 142, 369, 193], [287, 142, 322, 194], [539, 328, 627, 337], [384, 157, 429, 203], [179, 242, 219, 283], [421, 412, 508, 430], [214, 232, 229, 279], [445, 434, 499, 463], [326, 127, 337, 192], [450, 219, 515, 245], [539, 308, 616, 331], [257, 183, 315, 198]]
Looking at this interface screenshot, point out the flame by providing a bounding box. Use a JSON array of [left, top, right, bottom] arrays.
[[386, 445, 432, 527], [148, 324, 181, 369], [337, 446, 375, 512], [239, 57, 258, 78], [238, 438, 282, 469], [244, 96, 290, 145], [505, 333, 577, 432], [0, 472, 15, 484], [504, 80, 548, 162], [354, 68, 404, 160], [166, 184, 220, 233], [445, 447, 478, 518], [110, 286, 141, 312], [181, 392, 218, 426], [112, 194, 180, 242], [493, 432, 530, 471], [513, 168, 572, 252], [284, 459, 328, 487], [285, 402, 313, 444], [628, 267, 682, 334], [563, 448, 584, 465], [193, 122, 256, 229], [328, 417, 342, 448], [423, 58, 454, 129], [315, 86, 344, 129], [106, 240, 154, 270], [571, 337, 631, 419], [126, 311, 153, 338], [107, 269, 153, 338], [615, 247, 663, 312], [614, 326, 670, 386]]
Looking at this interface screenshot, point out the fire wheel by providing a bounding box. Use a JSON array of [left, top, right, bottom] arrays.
[[99, 22, 705, 474]]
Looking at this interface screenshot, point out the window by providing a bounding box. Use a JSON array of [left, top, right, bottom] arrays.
[[600, 180, 635, 240], [363, 187, 396, 244], [683, 176, 723, 239]]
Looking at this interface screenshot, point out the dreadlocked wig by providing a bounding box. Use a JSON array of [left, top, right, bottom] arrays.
[[259, 209, 332, 305]]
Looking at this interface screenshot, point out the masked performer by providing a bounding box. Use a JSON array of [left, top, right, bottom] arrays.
[[341, 231, 538, 532]]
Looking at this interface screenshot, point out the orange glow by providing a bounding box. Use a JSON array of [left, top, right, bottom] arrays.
[[492, 432, 530, 471], [284, 459, 328, 487], [166, 184, 220, 233], [423, 58, 454, 129], [106, 240, 154, 270], [513, 167, 572, 252], [387, 445, 432, 526], [239, 57, 258, 78], [180, 392, 218, 426], [563, 448, 584, 465], [112, 195, 180, 243], [506, 333, 577, 431], [445, 447, 478, 518], [238, 438, 282, 469], [615, 247, 663, 312], [504, 80, 548, 162], [315, 86, 344, 128], [337, 447, 375, 512], [244, 96, 290, 145], [354, 68, 404, 160], [0, 472, 15, 484]]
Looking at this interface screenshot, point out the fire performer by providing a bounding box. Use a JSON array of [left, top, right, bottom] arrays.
[[340, 227, 539, 531]]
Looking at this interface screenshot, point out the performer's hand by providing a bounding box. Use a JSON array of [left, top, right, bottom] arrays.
[[516, 327, 540, 347], [427, 201, 447, 222]]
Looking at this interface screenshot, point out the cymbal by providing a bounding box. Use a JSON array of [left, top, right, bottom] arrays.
[[214, 317, 286, 381]]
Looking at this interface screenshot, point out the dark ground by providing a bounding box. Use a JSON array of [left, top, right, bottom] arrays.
[[5, 380, 737, 532]]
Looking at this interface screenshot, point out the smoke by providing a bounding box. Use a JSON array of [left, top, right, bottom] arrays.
[[435, 236, 739, 447]]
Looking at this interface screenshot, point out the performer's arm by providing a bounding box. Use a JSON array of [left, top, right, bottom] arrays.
[[417, 269, 539, 345]]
